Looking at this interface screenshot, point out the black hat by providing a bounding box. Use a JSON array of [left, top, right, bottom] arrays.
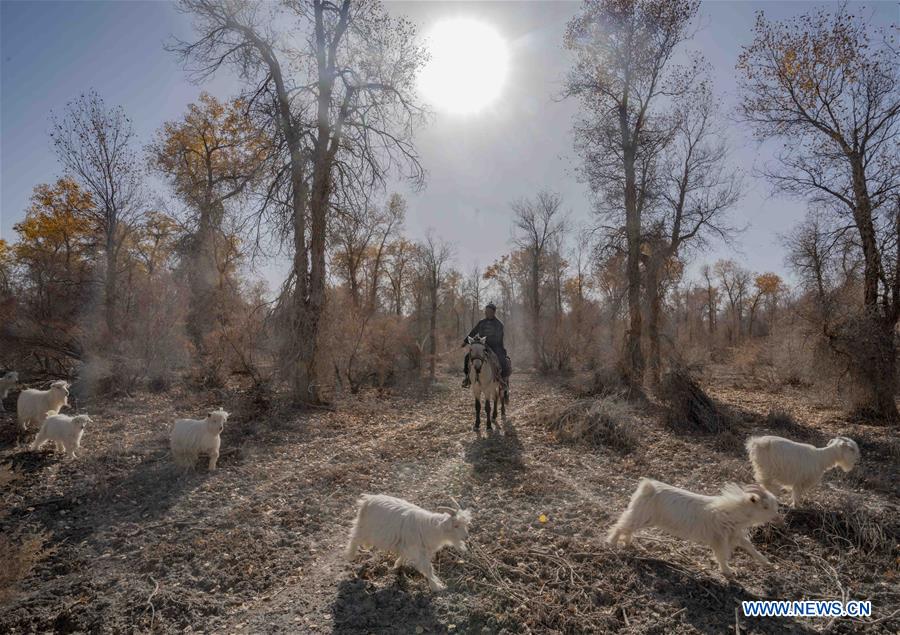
[[485, 302, 497, 310]]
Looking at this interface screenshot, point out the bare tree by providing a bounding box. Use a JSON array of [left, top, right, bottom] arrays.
[[171, 0, 427, 402], [564, 0, 700, 387], [418, 233, 454, 383], [466, 264, 485, 326], [51, 91, 144, 336], [738, 6, 900, 420], [643, 84, 741, 384], [511, 190, 566, 368], [366, 193, 405, 313], [384, 237, 415, 316], [715, 259, 751, 342], [332, 201, 379, 308], [700, 264, 718, 335], [747, 272, 782, 336]]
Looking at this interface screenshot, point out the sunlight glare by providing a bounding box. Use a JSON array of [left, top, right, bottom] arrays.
[[419, 18, 509, 115]]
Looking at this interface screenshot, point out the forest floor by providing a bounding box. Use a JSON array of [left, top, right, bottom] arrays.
[[1, 367, 898, 634]]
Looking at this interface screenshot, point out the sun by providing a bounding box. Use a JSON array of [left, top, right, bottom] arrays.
[[419, 18, 509, 115]]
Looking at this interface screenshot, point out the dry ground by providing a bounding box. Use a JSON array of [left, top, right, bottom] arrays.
[[1, 369, 897, 634]]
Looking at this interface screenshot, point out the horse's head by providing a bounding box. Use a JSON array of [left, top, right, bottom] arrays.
[[467, 335, 488, 372]]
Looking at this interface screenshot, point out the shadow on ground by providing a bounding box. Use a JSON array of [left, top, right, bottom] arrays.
[[628, 555, 818, 634], [1, 450, 201, 544], [331, 578, 442, 634], [463, 416, 525, 480]]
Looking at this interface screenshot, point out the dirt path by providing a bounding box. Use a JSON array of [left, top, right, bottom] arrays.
[[2, 373, 898, 633]]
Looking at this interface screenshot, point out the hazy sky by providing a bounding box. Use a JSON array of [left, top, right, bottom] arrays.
[[2, 1, 897, 288]]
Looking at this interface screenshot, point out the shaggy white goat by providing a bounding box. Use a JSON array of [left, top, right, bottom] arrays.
[[746, 435, 860, 507], [170, 409, 229, 471], [607, 478, 779, 576], [345, 494, 472, 591], [17, 380, 69, 431], [0, 371, 18, 412], [31, 413, 92, 459]]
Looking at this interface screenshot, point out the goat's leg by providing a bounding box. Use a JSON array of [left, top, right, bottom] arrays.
[[473, 398, 481, 432], [606, 511, 636, 546], [414, 553, 445, 591], [736, 536, 771, 566], [30, 430, 46, 452], [208, 451, 218, 471], [711, 540, 734, 577], [345, 535, 360, 561]]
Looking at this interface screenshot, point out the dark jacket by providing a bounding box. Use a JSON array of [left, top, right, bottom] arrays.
[[465, 317, 506, 356]]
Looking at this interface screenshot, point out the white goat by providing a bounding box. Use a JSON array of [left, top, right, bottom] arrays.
[[31, 413, 92, 459], [607, 478, 779, 576], [747, 435, 860, 507], [170, 409, 229, 471], [0, 371, 18, 412], [345, 494, 472, 591], [17, 380, 69, 431]]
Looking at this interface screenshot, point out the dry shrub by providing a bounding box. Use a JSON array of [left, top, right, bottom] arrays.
[[765, 408, 795, 428], [318, 295, 423, 395], [658, 366, 731, 433], [768, 336, 811, 387], [675, 342, 711, 372], [774, 499, 898, 558], [570, 364, 628, 398], [731, 340, 771, 377], [0, 531, 53, 605], [0, 466, 54, 605], [539, 397, 638, 454]]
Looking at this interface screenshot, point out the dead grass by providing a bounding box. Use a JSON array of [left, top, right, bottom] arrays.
[[0, 531, 53, 606], [569, 365, 629, 399], [538, 397, 639, 454], [659, 366, 732, 434], [0, 466, 54, 606], [1, 373, 898, 633], [772, 499, 899, 558]]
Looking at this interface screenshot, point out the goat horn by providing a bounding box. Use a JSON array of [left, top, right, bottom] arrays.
[[449, 495, 461, 511], [435, 506, 456, 515]]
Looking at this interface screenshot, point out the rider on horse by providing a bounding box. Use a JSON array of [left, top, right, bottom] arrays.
[[462, 302, 511, 390]]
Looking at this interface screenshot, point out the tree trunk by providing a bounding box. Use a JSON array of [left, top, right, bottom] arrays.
[[849, 314, 899, 422], [289, 170, 315, 402], [104, 229, 118, 336], [531, 257, 541, 368], [646, 261, 662, 387], [428, 281, 438, 382], [624, 149, 644, 387], [187, 204, 219, 354], [848, 158, 897, 421]]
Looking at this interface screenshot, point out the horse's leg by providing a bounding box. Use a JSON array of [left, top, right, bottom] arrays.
[[485, 397, 493, 431], [473, 396, 481, 432], [493, 391, 499, 421]]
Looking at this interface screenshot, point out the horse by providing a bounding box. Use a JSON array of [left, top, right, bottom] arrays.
[[466, 335, 505, 432]]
